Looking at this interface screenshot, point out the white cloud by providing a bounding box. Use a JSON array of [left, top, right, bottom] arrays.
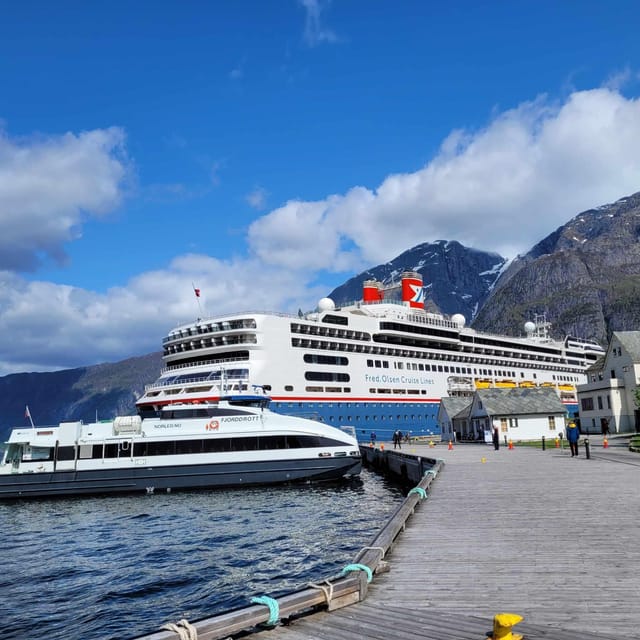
[[299, 0, 338, 47], [0, 127, 130, 271], [245, 186, 269, 210], [248, 88, 640, 265], [0, 257, 327, 375]]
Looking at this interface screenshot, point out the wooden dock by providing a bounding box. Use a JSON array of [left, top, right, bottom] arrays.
[[147, 439, 640, 640]]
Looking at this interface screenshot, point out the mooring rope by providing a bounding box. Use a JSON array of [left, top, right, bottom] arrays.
[[250, 595, 280, 626], [341, 562, 373, 583], [161, 619, 197, 640], [307, 579, 334, 605], [408, 486, 427, 499]]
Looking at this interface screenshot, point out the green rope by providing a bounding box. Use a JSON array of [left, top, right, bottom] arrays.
[[424, 468, 437, 477], [408, 486, 427, 499], [251, 595, 280, 626], [341, 563, 373, 583]]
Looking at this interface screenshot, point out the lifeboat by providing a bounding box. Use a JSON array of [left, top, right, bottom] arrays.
[[495, 379, 517, 388], [474, 378, 492, 389]]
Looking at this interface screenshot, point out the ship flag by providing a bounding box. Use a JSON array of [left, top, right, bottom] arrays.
[[25, 405, 35, 428]]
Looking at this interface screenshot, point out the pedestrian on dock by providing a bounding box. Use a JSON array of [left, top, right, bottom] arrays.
[[371, 431, 377, 445], [393, 429, 402, 449], [492, 427, 500, 451], [566, 420, 580, 457]]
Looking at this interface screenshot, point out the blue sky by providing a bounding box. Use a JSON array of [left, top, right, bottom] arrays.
[[2, 0, 640, 374]]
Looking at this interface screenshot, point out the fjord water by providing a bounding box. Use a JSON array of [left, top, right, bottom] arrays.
[[1, 470, 403, 640]]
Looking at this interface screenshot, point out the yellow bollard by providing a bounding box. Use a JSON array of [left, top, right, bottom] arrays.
[[489, 612, 523, 639]]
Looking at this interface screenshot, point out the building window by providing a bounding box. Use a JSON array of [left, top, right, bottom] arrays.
[[500, 417, 508, 431], [581, 397, 594, 411], [509, 418, 518, 429], [611, 370, 616, 379], [607, 395, 611, 409], [548, 416, 556, 431], [597, 396, 603, 410]]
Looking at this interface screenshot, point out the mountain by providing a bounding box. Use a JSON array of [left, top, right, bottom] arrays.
[[327, 240, 507, 321], [472, 191, 640, 343], [0, 352, 162, 443]]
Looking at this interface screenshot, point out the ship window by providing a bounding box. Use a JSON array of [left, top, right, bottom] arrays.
[[383, 361, 389, 368], [305, 372, 350, 382], [104, 444, 118, 458], [56, 446, 76, 461], [285, 385, 293, 391], [79, 445, 93, 459]]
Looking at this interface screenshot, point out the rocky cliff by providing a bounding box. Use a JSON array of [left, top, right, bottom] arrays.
[[472, 191, 640, 343]]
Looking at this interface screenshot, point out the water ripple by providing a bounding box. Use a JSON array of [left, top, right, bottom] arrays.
[[2, 470, 402, 640]]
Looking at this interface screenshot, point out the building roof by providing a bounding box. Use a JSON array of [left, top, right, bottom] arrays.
[[614, 331, 640, 363], [440, 396, 472, 419], [475, 387, 566, 416]]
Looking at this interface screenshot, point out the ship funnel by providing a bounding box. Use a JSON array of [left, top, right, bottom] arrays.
[[401, 271, 425, 309], [363, 279, 384, 303]]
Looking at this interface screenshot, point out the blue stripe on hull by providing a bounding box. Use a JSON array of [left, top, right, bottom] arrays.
[[270, 400, 442, 442], [0, 457, 362, 500]]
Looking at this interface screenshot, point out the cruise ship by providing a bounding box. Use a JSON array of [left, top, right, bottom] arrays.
[[137, 272, 605, 442]]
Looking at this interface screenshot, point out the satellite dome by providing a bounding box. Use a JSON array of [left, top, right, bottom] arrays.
[[524, 321, 536, 334], [451, 313, 466, 327], [318, 297, 336, 312]]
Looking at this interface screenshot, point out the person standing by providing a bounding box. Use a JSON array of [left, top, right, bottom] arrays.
[[393, 429, 401, 449], [566, 421, 580, 457], [492, 427, 500, 451]]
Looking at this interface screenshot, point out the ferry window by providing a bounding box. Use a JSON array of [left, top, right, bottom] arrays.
[[285, 385, 293, 391], [375, 360, 381, 368], [397, 362, 404, 370], [104, 443, 118, 458], [419, 364, 424, 371], [438, 366, 443, 372], [344, 387, 351, 392], [444, 366, 449, 373], [92, 444, 104, 459], [147, 441, 176, 456], [176, 440, 204, 454], [367, 359, 373, 367], [202, 438, 232, 453], [56, 446, 76, 461], [79, 445, 93, 459], [383, 361, 389, 368]]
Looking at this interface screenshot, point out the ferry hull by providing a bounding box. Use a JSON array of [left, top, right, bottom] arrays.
[[0, 456, 362, 500]]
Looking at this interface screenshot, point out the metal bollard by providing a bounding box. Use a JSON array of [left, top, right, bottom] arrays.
[[585, 438, 590, 459], [541, 435, 546, 451]]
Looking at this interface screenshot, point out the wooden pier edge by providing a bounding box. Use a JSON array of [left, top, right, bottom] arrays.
[[135, 455, 444, 640]]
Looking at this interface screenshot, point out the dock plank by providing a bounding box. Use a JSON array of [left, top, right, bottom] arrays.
[[248, 442, 640, 639]]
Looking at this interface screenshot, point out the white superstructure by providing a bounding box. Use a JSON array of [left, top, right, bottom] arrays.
[[137, 272, 605, 442]]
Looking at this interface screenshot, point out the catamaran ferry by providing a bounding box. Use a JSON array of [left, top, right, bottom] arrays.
[[0, 396, 361, 499], [137, 272, 605, 442]]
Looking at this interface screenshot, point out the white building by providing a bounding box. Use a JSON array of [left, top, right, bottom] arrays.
[[577, 331, 640, 434], [441, 387, 568, 443]]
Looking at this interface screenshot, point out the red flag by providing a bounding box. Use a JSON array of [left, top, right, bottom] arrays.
[[194, 288, 201, 298], [25, 405, 31, 419]]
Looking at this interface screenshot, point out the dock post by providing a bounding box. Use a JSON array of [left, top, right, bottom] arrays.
[[541, 435, 546, 451], [585, 438, 590, 460]]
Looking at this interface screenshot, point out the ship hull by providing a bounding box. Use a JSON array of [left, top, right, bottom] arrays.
[[0, 456, 362, 500]]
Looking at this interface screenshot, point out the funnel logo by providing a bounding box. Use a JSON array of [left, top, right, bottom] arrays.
[[409, 284, 425, 304]]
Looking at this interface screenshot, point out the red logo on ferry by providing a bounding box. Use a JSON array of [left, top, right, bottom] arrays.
[[206, 420, 219, 431]]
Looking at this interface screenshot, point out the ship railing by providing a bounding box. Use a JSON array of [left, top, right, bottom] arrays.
[[163, 310, 300, 343], [144, 373, 250, 392], [162, 356, 248, 374]]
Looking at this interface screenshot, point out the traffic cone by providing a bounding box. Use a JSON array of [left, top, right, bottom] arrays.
[[448, 440, 453, 450], [508, 439, 514, 450], [429, 440, 435, 448], [555, 437, 560, 448], [603, 437, 608, 449]]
